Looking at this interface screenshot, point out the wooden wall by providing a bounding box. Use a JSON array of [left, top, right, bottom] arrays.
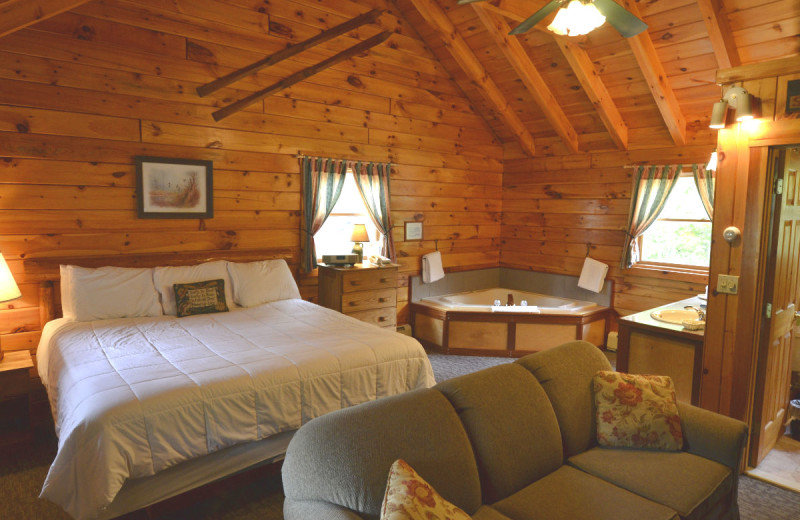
[[0, 0, 503, 365], [502, 145, 715, 323]]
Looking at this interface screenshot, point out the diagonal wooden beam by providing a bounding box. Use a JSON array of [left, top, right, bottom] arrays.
[[554, 37, 628, 150], [213, 31, 392, 121], [408, 0, 536, 156], [621, 0, 686, 145], [473, 5, 579, 154], [198, 9, 384, 97], [696, 0, 741, 69], [479, 1, 627, 150], [0, 0, 92, 39]]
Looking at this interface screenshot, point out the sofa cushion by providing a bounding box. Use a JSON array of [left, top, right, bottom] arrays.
[[282, 388, 482, 519], [516, 341, 612, 457], [491, 465, 679, 520], [593, 371, 683, 450], [436, 363, 563, 504], [381, 459, 471, 520], [471, 506, 514, 520], [568, 447, 733, 520]]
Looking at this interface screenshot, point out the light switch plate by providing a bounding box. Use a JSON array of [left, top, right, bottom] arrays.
[[717, 274, 739, 294]]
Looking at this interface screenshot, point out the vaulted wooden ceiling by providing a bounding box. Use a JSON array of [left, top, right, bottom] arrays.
[[2, 0, 797, 159], [396, 0, 799, 157]]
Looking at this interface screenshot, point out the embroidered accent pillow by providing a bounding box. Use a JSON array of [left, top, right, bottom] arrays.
[[173, 279, 229, 318], [381, 459, 471, 520], [593, 370, 683, 451]]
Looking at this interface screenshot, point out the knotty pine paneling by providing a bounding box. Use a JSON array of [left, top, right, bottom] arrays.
[[0, 0, 503, 359], [502, 144, 715, 326]]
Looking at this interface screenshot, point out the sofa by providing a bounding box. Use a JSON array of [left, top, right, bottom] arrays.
[[282, 341, 748, 520]]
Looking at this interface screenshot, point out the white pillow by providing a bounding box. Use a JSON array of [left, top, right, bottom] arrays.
[[227, 259, 301, 307], [59, 265, 162, 322], [154, 260, 235, 316]]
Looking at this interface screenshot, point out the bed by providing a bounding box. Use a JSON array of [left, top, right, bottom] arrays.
[[27, 251, 435, 520]]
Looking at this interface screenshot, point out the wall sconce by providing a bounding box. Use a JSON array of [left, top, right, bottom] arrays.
[[709, 86, 753, 128], [707, 150, 718, 171]]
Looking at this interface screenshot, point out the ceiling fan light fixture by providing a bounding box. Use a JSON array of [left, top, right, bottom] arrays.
[[547, 0, 606, 37]]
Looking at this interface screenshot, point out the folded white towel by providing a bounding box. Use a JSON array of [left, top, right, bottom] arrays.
[[421, 251, 445, 284], [578, 257, 608, 293]]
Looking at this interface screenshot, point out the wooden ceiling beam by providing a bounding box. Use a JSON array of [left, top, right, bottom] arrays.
[[478, 1, 626, 150], [0, 0, 92, 39], [554, 38, 628, 150], [408, 0, 537, 156], [697, 0, 741, 69], [473, 5, 579, 154], [621, 0, 686, 146]]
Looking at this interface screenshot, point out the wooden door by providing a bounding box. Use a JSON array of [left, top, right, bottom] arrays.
[[751, 147, 800, 466]]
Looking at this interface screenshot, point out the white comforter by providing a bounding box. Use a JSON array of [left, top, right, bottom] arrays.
[[37, 299, 435, 519]]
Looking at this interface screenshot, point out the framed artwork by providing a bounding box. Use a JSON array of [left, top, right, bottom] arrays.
[[135, 156, 213, 219], [786, 79, 800, 114], [405, 221, 423, 241]]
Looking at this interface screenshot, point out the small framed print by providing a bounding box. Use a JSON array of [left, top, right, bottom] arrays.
[[405, 221, 423, 241], [786, 79, 800, 114], [136, 156, 213, 219]]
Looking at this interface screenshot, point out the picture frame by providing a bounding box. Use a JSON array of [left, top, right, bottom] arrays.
[[404, 221, 423, 241], [786, 79, 800, 114], [135, 156, 213, 219]]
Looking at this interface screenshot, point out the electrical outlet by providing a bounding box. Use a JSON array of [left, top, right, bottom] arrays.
[[717, 274, 739, 295]]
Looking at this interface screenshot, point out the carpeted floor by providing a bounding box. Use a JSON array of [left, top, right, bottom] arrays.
[[2, 352, 798, 520]]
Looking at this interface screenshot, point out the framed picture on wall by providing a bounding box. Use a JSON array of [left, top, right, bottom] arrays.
[[135, 156, 213, 219], [786, 79, 800, 114], [405, 221, 423, 241]]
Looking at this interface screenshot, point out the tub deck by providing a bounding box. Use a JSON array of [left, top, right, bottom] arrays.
[[411, 299, 610, 357]]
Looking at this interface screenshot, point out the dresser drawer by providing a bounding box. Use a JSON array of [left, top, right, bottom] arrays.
[[342, 288, 396, 313], [341, 269, 396, 293], [348, 307, 397, 328]]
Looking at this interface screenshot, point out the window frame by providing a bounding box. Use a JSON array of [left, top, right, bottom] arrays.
[[631, 170, 711, 282]]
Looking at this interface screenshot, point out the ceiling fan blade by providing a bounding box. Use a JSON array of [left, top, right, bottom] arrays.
[[457, 0, 488, 5], [509, 0, 563, 35], [594, 0, 648, 38]]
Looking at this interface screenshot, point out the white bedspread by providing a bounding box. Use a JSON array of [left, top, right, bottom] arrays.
[[37, 299, 435, 519]]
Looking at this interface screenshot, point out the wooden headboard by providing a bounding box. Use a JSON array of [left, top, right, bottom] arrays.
[[23, 248, 298, 325]]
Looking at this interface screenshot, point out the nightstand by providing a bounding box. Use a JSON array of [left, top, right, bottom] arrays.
[[0, 350, 34, 449], [318, 263, 399, 329]]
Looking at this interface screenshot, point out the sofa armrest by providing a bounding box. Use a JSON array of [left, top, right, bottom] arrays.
[[677, 401, 748, 471], [284, 498, 366, 520]]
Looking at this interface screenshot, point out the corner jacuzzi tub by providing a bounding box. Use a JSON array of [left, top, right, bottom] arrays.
[[411, 287, 610, 357]]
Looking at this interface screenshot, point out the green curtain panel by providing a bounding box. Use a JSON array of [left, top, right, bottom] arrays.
[[301, 156, 347, 272], [621, 164, 682, 269], [692, 163, 715, 219], [353, 161, 396, 262]]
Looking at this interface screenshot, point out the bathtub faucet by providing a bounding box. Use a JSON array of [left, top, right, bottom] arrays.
[[684, 305, 706, 321], [507, 293, 514, 306]]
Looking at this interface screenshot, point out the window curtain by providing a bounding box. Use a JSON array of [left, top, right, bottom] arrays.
[[352, 161, 396, 262], [692, 163, 714, 219], [300, 156, 347, 272], [620, 164, 682, 269]]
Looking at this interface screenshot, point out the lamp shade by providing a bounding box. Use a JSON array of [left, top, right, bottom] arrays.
[[0, 253, 21, 303], [350, 224, 370, 243], [735, 92, 753, 121], [709, 100, 727, 129]]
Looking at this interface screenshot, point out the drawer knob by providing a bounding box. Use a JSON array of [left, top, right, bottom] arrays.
[[379, 316, 387, 322], [350, 281, 360, 286], [349, 301, 356, 306], [380, 278, 388, 283], [378, 298, 386, 303]]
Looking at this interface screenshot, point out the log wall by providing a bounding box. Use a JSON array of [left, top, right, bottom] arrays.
[[0, 0, 503, 366]]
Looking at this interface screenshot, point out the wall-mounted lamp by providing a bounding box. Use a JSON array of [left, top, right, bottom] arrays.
[[709, 86, 753, 128]]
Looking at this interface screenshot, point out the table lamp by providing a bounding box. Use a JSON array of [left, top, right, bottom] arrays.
[[350, 224, 370, 263], [0, 253, 22, 361]]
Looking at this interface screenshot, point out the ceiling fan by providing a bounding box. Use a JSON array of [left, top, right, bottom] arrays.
[[457, 0, 648, 38]]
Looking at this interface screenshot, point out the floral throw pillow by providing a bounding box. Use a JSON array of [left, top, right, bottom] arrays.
[[381, 459, 471, 520], [173, 279, 229, 318], [593, 370, 683, 451]]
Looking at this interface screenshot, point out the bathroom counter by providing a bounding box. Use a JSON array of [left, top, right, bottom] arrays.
[[617, 297, 706, 405]]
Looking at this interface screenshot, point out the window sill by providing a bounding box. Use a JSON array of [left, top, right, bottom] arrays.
[[626, 263, 709, 284]]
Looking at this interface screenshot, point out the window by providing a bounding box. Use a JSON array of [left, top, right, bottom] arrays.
[[314, 171, 383, 259], [638, 175, 711, 268]]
